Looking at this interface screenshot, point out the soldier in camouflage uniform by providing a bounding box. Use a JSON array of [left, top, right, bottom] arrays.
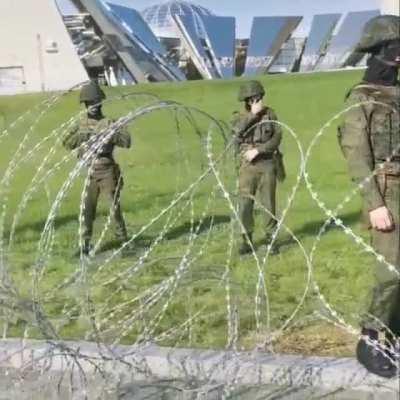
[[338, 15, 400, 377], [232, 81, 284, 255], [63, 81, 131, 255]]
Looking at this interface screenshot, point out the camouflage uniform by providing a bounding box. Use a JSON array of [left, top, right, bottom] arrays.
[[339, 83, 400, 331], [338, 13, 400, 334], [232, 87, 282, 243], [63, 115, 131, 245], [338, 15, 400, 379]]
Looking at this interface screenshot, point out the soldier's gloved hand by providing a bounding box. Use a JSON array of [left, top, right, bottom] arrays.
[[245, 149, 259, 162], [369, 206, 394, 231], [251, 99, 264, 115]]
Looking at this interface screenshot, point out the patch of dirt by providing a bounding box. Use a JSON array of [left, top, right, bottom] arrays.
[[241, 323, 358, 357], [275, 323, 357, 357]]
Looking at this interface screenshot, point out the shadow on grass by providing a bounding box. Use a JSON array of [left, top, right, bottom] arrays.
[[293, 210, 363, 238], [124, 191, 209, 214], [6, 209, 363, 254], [97, 237, 152, 253], [96, 215, 232, 254], [5, 214, 77, 239], [253, 210, 363, 250], [164, 214, 231, 240]]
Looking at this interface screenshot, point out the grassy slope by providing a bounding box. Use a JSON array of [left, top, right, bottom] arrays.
[[0, 70, 374, 355]]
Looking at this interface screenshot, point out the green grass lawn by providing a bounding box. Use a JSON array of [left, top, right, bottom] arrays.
[[0, 70, 377, 355]]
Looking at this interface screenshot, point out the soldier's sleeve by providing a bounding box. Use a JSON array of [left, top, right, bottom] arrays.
[[110, 120, 131, 149], [254, 109, 282, 153], [230, 112, 241, 151], [62, 122, 81, 150], [338, 92, 384, 211]]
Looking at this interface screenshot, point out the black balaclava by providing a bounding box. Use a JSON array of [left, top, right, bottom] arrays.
[[85, 101, 103, 120], [363, 40, 400, 86]]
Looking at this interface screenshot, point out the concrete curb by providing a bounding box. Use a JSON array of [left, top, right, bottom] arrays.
[[0, 339, 398, 399]]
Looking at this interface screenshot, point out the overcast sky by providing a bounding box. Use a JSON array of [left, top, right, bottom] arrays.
[[57, 0, 380, 38]]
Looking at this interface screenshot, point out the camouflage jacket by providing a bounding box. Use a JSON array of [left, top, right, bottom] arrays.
[[62, 116, 131, 165], [231, 107, 282, 163], [338, 82, 400, 210]]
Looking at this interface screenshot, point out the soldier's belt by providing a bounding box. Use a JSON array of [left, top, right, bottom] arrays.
[[376, 162, 400, 177]]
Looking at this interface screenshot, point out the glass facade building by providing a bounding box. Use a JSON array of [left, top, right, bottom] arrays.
[[317, 10, 380, 70], [201, 16, 236, 78], [244, 16, 302, 76], [105, 2, 167, 56], [142, 0, 213, 39], [299, 13, 341, 72]]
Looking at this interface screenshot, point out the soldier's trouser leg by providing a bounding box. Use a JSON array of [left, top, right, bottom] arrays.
[[83, 178, 100, 242], [258, 160, 277, 237], [364, 176, 400, 331], [100, 166, 128, 241], [239, 163, 260, 235]]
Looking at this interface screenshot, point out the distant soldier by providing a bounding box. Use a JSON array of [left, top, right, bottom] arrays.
[[338, 15, 400, 377], [63, 81, 131, 255], [232, 80, 284, 255]]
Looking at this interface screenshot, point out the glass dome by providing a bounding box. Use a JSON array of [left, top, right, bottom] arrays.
[[141, 0, 214, 39]]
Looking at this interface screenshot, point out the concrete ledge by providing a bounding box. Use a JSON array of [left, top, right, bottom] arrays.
[[0, 339, 398, 399]]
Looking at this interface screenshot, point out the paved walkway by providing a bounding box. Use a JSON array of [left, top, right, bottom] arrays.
[[0, 339, 398, 399]]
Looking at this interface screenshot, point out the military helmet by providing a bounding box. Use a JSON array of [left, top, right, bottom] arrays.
[[79, 81, 106, 104], [238, 80, 265, 102], [356, 15, 400, 53]]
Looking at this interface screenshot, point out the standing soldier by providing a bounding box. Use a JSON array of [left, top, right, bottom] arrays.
[[338, 15, 400, 377], [63, 81, 131, 255], [232, 81, 284, 255]]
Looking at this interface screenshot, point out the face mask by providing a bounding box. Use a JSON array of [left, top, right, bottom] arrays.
[[86, 102, 102, 118], [380, 40, 400, 67], [364, 41, 400, 86]]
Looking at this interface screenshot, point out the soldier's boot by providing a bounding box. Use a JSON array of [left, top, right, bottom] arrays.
[[239, 234, 253, 255], [115, 232, 128, 245], [356, 328, 397, 378], [114, 217, 128, 240], [114, 212, 131, 246], [75, 239, 92, 257], [265, 233, 279, 255], [121, 241, 137, 257], [115, 231, 136, 257]]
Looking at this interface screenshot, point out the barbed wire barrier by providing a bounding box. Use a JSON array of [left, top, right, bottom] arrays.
[[0, 85, 399, 399]]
